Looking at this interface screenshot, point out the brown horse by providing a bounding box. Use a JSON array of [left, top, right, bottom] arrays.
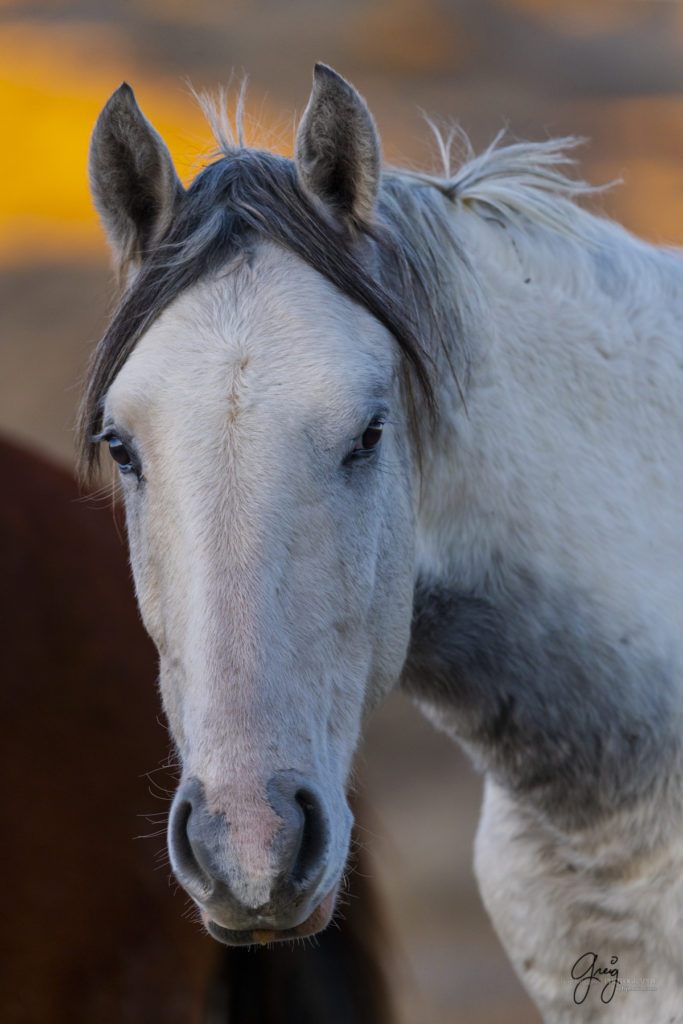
[[0, 436, 392, 1024]]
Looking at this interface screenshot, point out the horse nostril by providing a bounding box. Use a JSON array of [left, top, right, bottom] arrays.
[[265, 772, 331, 889], [292, 788, 328, 884], [167, 786, 214, 901]]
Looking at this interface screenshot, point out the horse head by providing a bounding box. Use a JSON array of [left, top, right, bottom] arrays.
[[85, 66, 421, 944]]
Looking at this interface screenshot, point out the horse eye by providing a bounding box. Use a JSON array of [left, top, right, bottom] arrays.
[[352, 419, 384, 458], [108, 437, 134, 472]]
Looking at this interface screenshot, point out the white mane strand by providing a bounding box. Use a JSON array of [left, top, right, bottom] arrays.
[[397, 131, 611, 241]]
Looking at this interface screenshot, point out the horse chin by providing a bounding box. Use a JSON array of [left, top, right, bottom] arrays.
[[201, 886, 338, 947]]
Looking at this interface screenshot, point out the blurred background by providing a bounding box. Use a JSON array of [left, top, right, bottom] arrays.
[[1, 2, 681, 1023]]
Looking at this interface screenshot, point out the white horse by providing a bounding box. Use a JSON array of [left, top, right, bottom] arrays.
[[81, 65, 683, 1023]]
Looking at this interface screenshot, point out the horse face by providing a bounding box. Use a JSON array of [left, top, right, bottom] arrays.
[[88, 63, 420, 943], [104, 245, 416, 941]]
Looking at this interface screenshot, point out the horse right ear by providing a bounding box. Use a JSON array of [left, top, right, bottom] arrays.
[[295, 64, 381, 231], [89, 83, 184, 279]]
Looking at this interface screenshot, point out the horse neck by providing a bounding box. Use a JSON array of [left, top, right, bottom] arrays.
[[413, 196, 683, 636]]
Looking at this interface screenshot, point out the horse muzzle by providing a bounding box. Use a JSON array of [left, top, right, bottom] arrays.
[[167, 772, 351, 945]]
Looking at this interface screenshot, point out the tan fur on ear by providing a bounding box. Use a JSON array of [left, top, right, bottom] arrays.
[[295, 64, 381, 229], [89, 83, 184, 282]]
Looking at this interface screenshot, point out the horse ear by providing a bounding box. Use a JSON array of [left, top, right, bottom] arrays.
[[295, 64, 381, 229], [89, 83, 184, 277]]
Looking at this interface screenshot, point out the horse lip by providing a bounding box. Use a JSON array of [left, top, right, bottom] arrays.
[[202, 886, 338, 946]]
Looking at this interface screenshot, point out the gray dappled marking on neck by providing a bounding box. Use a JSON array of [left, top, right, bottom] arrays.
[[403, 569, 680, 830]]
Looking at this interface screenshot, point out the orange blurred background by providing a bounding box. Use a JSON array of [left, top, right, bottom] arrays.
[[1, 1, 681, 273], [1, 3, 681, 1023]]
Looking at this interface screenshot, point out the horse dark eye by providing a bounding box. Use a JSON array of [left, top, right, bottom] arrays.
[[352, 419, 384, 458], [361, 424, 383, 449], [108, 438, 134, 471]]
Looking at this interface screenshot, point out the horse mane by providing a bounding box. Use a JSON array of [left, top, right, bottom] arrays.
[[78, 102, 606, 483], [199, 90, 602, 240], [393, 128, 605, 242]]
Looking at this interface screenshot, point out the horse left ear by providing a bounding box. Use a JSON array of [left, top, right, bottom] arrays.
[[295, 64, 381, 229], [89, 83, 184, 279]]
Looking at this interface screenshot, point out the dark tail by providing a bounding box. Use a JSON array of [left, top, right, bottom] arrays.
[[206, 803, 395, 1024]]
